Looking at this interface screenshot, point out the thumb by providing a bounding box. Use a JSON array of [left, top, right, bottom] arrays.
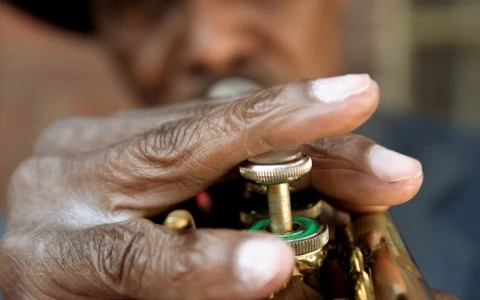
[[49, 219, 295, 300], [140, 221, 295, 300]]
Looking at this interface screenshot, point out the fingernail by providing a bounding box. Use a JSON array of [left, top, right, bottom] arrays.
[[310, 74, 372, 103], [234, 238, 290, 291], [369, 145, 422, 182]]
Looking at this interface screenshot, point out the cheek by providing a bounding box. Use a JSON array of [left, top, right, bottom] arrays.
[[99, 16, 184, 97], [129, 40, 168, 94], [256, 3, 336, 79], [123, 24, 183, 97], [261, 34, 331, 81]]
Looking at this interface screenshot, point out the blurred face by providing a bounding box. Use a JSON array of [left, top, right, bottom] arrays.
[[93, 0, 344, 105]]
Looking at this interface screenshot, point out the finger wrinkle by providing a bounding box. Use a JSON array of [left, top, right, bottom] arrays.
[[94, 224, 148, 297], [139, 118, 199, 165]]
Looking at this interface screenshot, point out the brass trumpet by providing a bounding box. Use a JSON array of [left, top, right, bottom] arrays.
[[163, 148, 434, 300]]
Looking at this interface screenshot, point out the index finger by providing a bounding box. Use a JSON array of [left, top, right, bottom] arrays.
[[34, 97, 233, 156], [84, 74, 379, 213]]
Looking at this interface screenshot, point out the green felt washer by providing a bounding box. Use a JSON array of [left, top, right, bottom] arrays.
[[249, 217, 319, 241]]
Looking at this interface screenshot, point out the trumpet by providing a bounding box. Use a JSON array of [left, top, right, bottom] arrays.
[[163, 147, 434, 300]]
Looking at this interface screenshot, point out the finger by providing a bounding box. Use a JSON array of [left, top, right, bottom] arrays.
[[47, 219, 295, 300], [88, 74, 379, 212], [34, 97, 232, 156], [297, 134, 422, 212]]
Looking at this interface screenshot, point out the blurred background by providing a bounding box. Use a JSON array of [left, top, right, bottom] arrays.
[[0, 0, 479, 298], [345, 0, 480, 128], [3, 0, 479, 127]]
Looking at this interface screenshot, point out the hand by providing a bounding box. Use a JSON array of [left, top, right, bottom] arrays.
[[0, 75, 424, 299]]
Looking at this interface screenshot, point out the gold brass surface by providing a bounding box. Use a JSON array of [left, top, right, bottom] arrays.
[[351, 213, 434, 300], [267, 183, 293, 233], [262, 211, 433, 299], [239, 154, 312, 185], [239, 199, 322, 225], [239, 150, 312, 234], [245, 182, 297, 195], [337, 225, 375, 300], [163, 209, 196, 230], [288, 221, 329, 256], [295, 248, 327, 274]]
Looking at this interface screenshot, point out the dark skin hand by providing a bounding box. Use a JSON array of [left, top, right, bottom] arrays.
[[0, 76, 432, 299]]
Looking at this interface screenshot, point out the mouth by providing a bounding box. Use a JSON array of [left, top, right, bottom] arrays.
[[204, 76, 263, 98], [144, 76, 267, 106]]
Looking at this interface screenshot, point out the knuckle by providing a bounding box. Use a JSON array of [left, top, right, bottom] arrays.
[[9, 157, 38, 186], [7, 158, 42, 198], [223, 85, 285, 132], [94, 222, 149, 297], [0, 233, 44, 297], [137, 118, 200, 167], [0, 233, 33, 268], [33, 116, 89, 156], [8, 156, 63, 193], [0, 236, 14, 280], [99, 118, 204, 193], [207, 85, 288, 157], [0, 236, 18, 292]]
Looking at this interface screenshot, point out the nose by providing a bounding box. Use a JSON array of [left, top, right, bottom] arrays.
[[184, 1, 257, 77]]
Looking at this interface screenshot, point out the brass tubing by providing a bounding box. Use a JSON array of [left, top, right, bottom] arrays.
[[351, 213, 434, 300], [267, 183, 292, 233]]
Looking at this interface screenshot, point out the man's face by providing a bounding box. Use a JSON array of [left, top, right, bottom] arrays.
[[93, 0, 344, 105]]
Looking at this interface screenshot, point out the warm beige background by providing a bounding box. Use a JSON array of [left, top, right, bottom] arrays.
[[0, 4, 136, 209]]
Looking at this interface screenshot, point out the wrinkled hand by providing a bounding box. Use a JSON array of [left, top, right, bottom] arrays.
[[0, 75, 424, 299]]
